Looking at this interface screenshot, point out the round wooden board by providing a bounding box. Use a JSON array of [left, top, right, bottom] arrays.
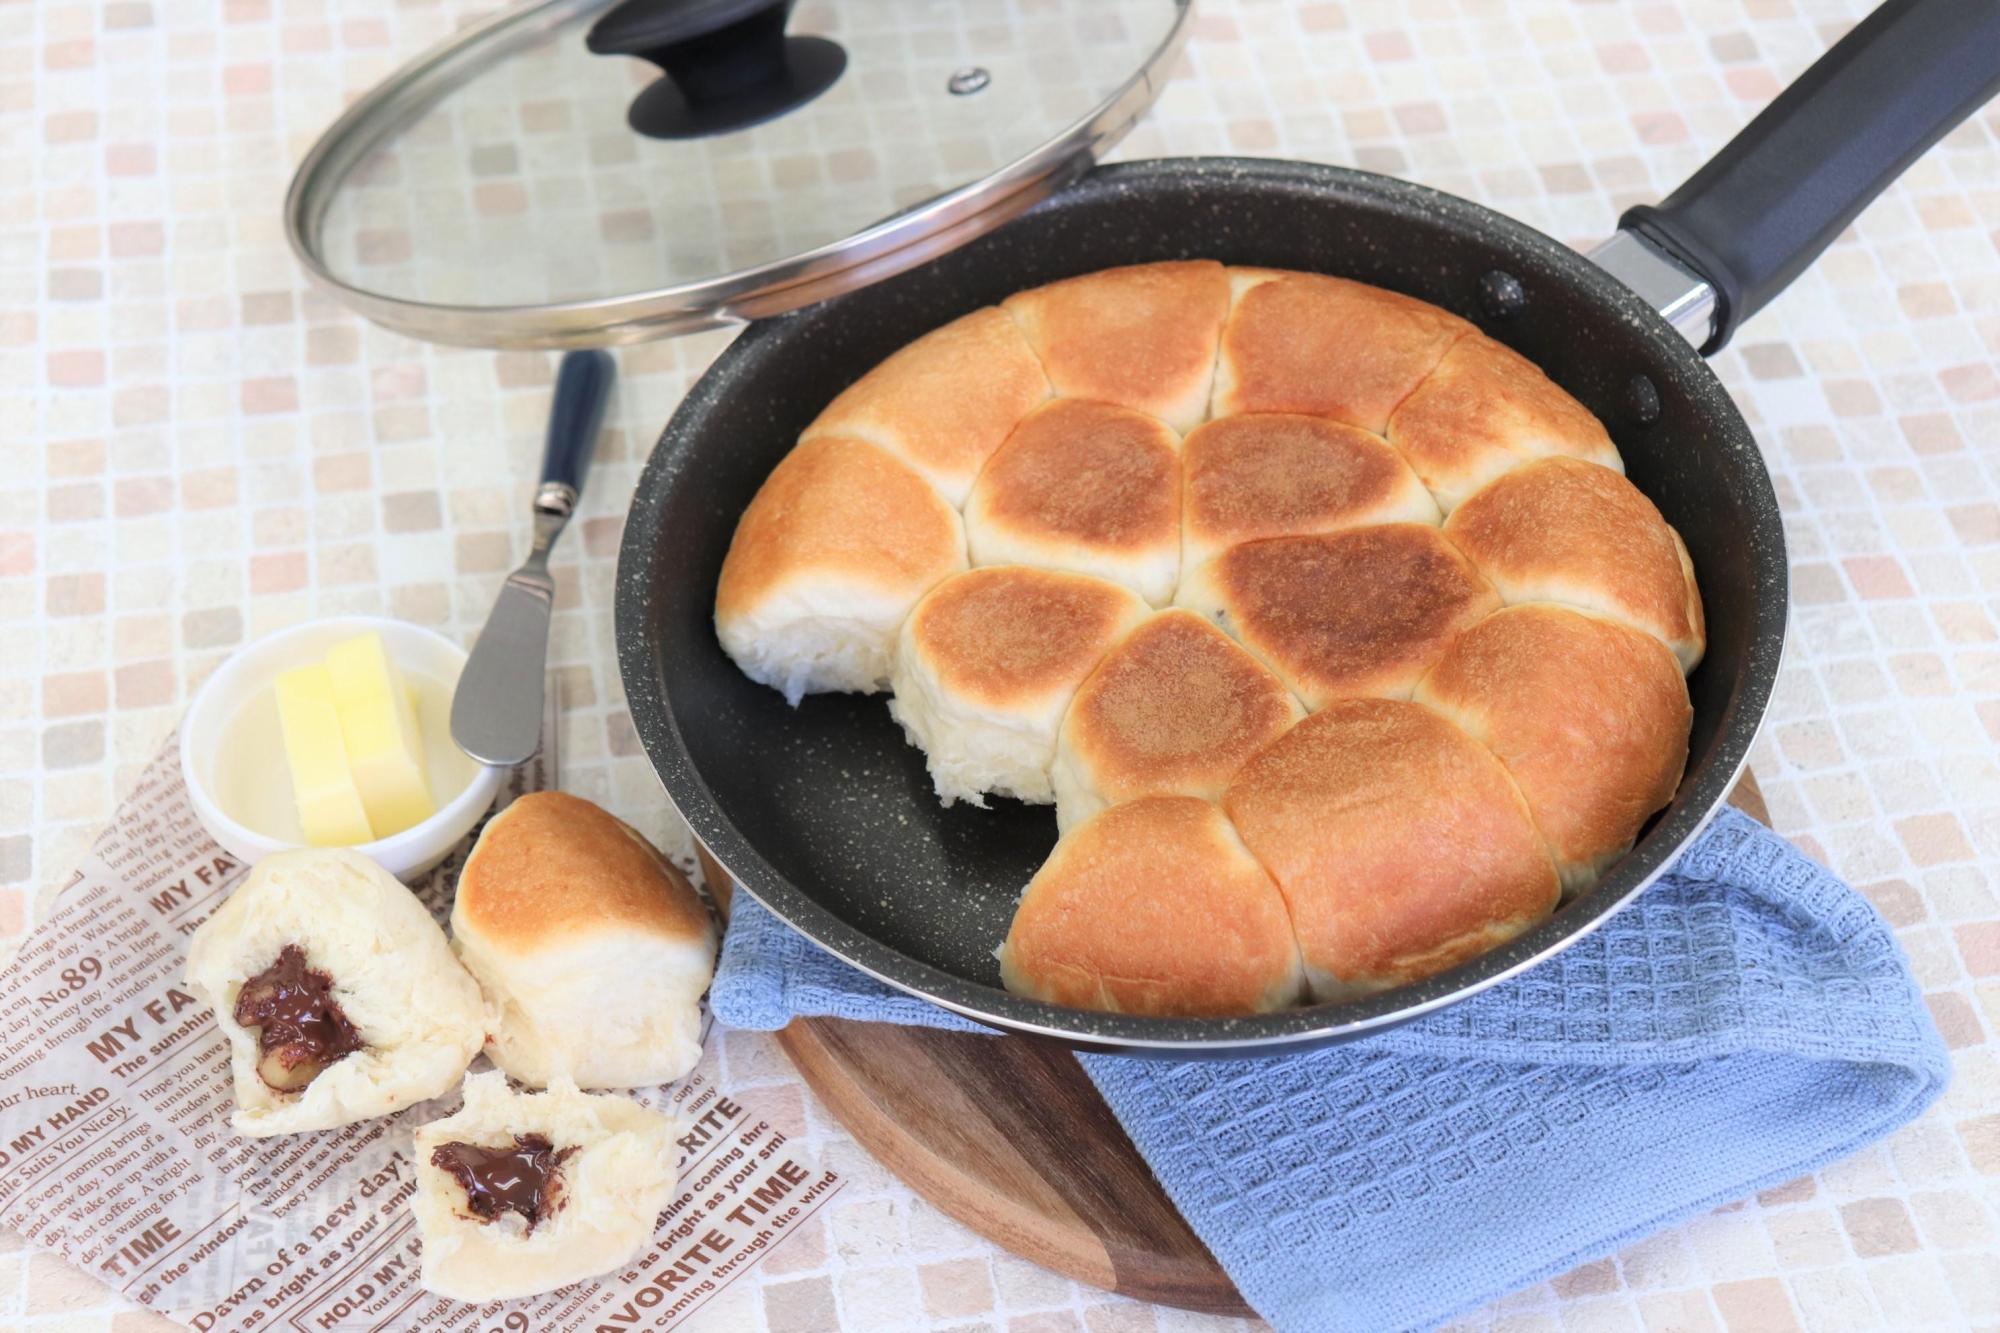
[[715, 772, 1772, 1318]]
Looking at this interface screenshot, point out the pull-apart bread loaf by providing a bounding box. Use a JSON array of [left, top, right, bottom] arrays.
[[714, 434, 966, 705], [186, 848, 487, 1136], [715, 260, 1706, 1017], [452, 791, 717, 1089], [800, 306, 1051, 505], [999, 796, 1304, 1016], [891, 566, 1149, 807], [1051, 608, 1303, 834], [1224, 700, 1560, 1002], [965, 399, 1183, 606]]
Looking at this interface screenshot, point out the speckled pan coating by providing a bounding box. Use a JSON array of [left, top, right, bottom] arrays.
[[614, 158, 1787, 1057]]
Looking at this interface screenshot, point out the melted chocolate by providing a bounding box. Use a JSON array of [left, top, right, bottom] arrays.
[[232, 944, 365, 1091], [430, 1136, 574, 1230]]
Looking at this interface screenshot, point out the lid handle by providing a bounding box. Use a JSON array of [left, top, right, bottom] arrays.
[[586, 0, 846, 141]]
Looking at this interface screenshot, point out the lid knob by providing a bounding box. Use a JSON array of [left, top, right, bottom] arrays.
[[586, 0, 846, 141]]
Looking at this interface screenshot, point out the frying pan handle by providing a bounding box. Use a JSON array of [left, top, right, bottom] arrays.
[[1618, 0, 2000, 354]]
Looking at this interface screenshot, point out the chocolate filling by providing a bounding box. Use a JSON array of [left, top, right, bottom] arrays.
[[232, 944, 366, 1092], [430, 1136, 575, 1231]]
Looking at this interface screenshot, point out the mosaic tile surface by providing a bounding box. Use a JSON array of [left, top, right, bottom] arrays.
[[4, 0, 1998, 1329]]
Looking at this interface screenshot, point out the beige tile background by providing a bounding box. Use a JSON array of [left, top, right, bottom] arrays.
[[3, 0, 1997, 1329]]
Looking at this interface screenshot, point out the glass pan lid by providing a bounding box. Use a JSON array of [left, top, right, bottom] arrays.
[[285, 0, 1193, 348]]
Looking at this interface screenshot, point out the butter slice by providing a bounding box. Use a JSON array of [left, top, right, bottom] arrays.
[[273, 664, 376, 847], [325, 632, 436, 838]]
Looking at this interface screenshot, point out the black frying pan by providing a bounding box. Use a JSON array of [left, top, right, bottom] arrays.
[[615, 1, 2000, 1055]]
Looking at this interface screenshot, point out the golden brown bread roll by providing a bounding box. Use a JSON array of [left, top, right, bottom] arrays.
[[1051, 609, 1303, 833], [1443, 456, 1706, 670], [452, 791, 717, 1089], [964, 399, 1182, 607], [1223, 699, 1560, 1001], [1181, 412, 1440, 577], [1413, 605, 1692, 896], [715, 435, 967, 704], [889, 566, 1150, 807], [1210, 268, 1474, 431], [998, 796, 1305, 1016], [801, 306, 1052, 505], [1001, 260, 1231, 433], [1175, 524, 1501, 709], [1387, 334, 1625, 512]]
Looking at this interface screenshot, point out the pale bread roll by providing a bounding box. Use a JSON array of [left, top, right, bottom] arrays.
[[715, 435, 967, 705], [1181, 412, 1440, 578], [1175, 524, 1500, 709], [800, 306, 1052, 505], [1051, 609, 1303, 834], [1210, 268, 1474, 430], [1223, 699, 1560, 1001], [964, 399, 1182, 607], [184, 848, 488, 1137], [414, 1071, 676, 1303], [1443, 456, 1706, 670], [999, 796, 1305, 1016], [1414, 604, 1691, 896], [1387, 334, 1624, 512], [452, 791, 717, 1089], [889, 566, 1150, 807], [1001, 260, 1231, 432]]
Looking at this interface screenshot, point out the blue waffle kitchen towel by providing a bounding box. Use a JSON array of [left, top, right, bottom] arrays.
[[712, 808, 1951, 1333]]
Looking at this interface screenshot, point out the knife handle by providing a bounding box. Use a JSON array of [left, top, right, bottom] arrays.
[[536, 349, 617, 514]]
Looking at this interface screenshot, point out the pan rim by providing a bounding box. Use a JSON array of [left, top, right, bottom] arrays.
[[615, 156, 1790, 1056]]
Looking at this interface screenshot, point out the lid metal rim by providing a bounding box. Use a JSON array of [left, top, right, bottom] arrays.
[[283, 0, 1197, 349]]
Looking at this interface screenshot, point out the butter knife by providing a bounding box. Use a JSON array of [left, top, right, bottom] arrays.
[[451, 349, 616, 767]]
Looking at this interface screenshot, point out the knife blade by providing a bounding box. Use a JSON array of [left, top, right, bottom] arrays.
[[451, 350, 616, 767]]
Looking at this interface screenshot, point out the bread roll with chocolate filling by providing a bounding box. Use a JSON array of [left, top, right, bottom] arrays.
[[965, 399, 1183, 607], [801, 306, 1052, 505], [1181, 412, 1440, 579], [1387, 334, 1623, 512], [1415, 604, 1691, 895], [1051, 609, 1303, 833], [414, 1071, 676, 1303], [1176, 524, 1500, 708], [1224, 699, 1560, 1001], [890, 567, 1149, 807], [1002, 260, 1231, 432], [185, 848, 487, 1137], [999, 796, 1304, 1016], [452, 791, 717, 1089], [1443, 456, 1706, 670], [1210, 269, 1474, 431], [715, 435, 967, 705]]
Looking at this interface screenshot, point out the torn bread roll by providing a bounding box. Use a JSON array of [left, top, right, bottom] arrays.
[[414, 1071, 677, 1303], [1387, 334, 1624, 512], [1210, 268, 1473, 431], [800, 306, 1051, 505], [185, 848, 487, 1137], [1414, 604, 1692, 896], [1001, 260, 1230, 433], [1224, 698, 1560, 1001], [889, 566, 1149, 807], [452, 791, 717, 1089], [1051, 608, 1302, 834], [1181, 412, 1440, 579], [1176, 524, 1500, 709], [965, 399, 1183, 607], [1443, 455, 1705, 670], [715, 435, 967, 705], [999, 796, 1305, 1016]]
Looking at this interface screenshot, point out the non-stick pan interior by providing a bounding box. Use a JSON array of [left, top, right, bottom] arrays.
[[616, 159, 1786, 1054]]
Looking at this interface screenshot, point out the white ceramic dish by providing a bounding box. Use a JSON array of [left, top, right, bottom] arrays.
[[181, 616, 505, 880]]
